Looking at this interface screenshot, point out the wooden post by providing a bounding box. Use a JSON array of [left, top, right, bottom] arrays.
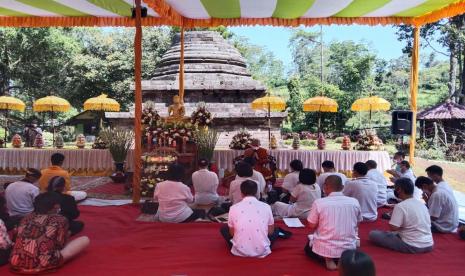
[[409, 27, 420, 165], [179, 27, 185, 102], [132, 0, 143, 204]]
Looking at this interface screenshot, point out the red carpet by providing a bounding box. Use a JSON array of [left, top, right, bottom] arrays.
[[1, 205, 463, 276], [86, 182, 126, 196]]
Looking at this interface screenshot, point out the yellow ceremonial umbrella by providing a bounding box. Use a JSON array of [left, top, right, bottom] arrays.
[[84, 94, 120, 130], [302, 26, 339, 135], [0, 96, 26, 147], [84, 94, 120, 112], [303, 96, 338, 134], [351, 96, 391, 127], [33, 96, 71, 146], [251, 95, 286, 148]]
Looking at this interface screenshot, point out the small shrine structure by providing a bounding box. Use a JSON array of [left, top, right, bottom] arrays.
[[107, 31, 286, 148]]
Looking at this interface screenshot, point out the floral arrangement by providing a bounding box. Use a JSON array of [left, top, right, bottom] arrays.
[[99, 127, 134, 163], [76, 134, 86, 149], [191, 102, 213, 127], [229, 129, 253, 150], [148, 121, 197, 147], [141, 103, 161, 128], [354, 129, 384, 151], [54, 134, 64, 149], [34, 133, 44, 148], [92, 137, 107, 149], [141, 175, 164, 197], [12, 134, 22, 148]]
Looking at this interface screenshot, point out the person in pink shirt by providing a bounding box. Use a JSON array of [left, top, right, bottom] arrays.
[[220, 180, 278, 258], [154, 164, 206, 223], [305, 175, 362, 270]]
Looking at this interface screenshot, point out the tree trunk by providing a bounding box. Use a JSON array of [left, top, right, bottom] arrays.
[[449, 41, 458, 102]]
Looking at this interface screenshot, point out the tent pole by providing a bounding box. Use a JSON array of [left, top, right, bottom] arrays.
[[4, 110, 8, 148], [179, 26, 185, 102], [132, 0, 143, 204], [409, 26, 420, 165], [268, 102, 271, 149]]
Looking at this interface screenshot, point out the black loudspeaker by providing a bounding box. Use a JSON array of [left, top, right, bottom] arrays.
[[391, 111, 413, 135]]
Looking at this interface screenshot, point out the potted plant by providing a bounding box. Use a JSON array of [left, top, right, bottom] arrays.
[[99, 127, 134, 183], [194, 128, 219, 171]]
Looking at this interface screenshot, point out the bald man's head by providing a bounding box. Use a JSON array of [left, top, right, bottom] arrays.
[[323, 175, 343, 195]]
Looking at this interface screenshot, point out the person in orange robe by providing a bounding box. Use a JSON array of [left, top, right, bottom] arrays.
[[244, 139, 272, 181]]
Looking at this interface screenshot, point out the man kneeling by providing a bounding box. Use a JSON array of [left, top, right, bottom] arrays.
[[220, 180, 277, 258], [305, 175, 362, 270]]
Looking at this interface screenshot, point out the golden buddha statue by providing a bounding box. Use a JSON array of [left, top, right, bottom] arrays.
[[166, 95, 186, 122]]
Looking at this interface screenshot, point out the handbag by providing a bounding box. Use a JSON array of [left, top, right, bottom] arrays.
[[141, 200, 159, 214]]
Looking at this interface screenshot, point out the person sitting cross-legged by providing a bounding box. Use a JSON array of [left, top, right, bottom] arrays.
[[281, 159, 304, 194], [305, 175, 362, 271], [316, 160, 347, 191], [415, 176, 458, 233], [220, 180, 278, 258], [229, 162, 259, 205], [5, 168, 41, 218], [272, 169, 321, 219], [343, 162, 378, 222], [192, 159, 220, 206], [240, 156, 266, 197], [154, 163, 206, 223], [39, 153, 87, 201], [369, 178, 434, 254], [47, 176, 85, 236], [365, 160, 388, 207], [10, 192, 90, 274]]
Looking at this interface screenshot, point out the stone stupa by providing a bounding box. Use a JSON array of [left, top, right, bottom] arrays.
[[107, 31, 286, 148]]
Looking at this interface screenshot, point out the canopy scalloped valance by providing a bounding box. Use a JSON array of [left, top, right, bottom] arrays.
[[0, 0, 464, 27]]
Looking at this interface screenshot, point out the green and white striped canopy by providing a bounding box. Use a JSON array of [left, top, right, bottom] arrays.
[[0, 0, 463, 27], [0, 0, 158, 18], [167, 0, 460, 19]]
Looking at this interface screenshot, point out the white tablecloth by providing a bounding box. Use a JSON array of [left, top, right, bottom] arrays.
[[0, 149, 134, 172], [213, 149, 392, 173]]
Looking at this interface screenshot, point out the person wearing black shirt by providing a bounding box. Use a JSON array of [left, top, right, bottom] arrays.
[[47, 176, 84, 236]]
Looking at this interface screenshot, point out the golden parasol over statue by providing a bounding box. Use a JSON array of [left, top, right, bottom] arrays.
[[0, 95, 25, 147], [351, 95, 391, 127], [84, 93, 120, 129], [251, 95, 286, 148], [33, 95, 71, 146]]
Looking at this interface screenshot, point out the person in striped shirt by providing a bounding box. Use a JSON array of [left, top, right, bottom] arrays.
[[305, 175, 362, 271]]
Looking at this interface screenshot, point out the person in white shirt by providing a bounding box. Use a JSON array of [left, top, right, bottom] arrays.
[[316, 160, 347, 192], [220, 180, 277, 258], [281, 159, 303, 194], [343, 162, 378, 222], [369, 178, 434, 253], [415, 176, 458, 233], [240, 157, 266, 196], [154, 164, 206, 223], [272, 169, 321, 219], [365, 160, 388, 207], [305, 175, 362, 271], [192, 159, 219, 205], [426, 165, 454, 194], [5, 168, 41, 217], [387, 161, 422, 201], [229, 162, 259, 204]]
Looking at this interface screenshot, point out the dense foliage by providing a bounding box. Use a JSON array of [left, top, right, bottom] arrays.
[[0, 21, 460, 138]]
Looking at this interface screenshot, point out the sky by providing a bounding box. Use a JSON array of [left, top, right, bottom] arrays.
[[230, 25, 448, 69]]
